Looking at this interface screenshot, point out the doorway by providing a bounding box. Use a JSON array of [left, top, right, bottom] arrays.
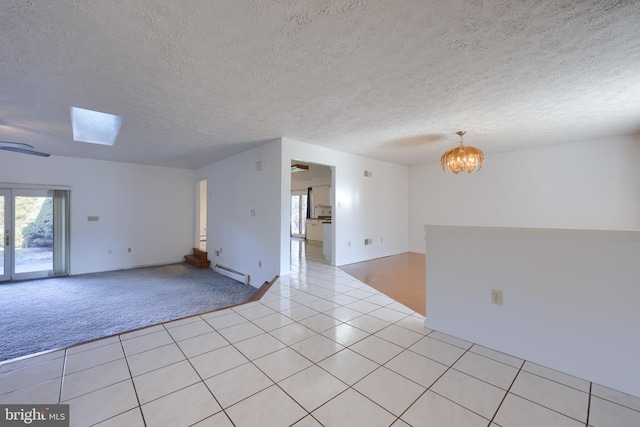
[[196, 179, 207, 251], [289, 160, 334, 267], [1, 188, 69, 282]]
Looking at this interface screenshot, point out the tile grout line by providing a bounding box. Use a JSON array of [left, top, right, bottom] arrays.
[[487, 358, 526, 426], [118, 334, 148, 427], [57, 349, 68, 404], [585, 382, 592, 427]]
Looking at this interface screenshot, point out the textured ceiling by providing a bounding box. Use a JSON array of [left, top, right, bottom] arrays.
[[2, 1, 639, 169]]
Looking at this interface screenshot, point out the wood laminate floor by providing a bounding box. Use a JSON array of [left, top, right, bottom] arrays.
[[340, 252, 426, 316]]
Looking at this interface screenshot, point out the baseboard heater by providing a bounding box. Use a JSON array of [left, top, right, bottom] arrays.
[[214, 264, 250, 285]]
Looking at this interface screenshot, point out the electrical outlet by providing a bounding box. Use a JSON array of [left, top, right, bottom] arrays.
[[128, 248, 131, 253], [348, 241, 351, 247], [215, 250, 220, 256], [491, 289, 503, 305], [108, 249, 112, 254], [259, 261, 262, 267], [380, 237, 383, 243]]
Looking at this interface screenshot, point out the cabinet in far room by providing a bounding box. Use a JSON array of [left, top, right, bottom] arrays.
[[306, 219, 323, 241], [313, 185, 331, 207]]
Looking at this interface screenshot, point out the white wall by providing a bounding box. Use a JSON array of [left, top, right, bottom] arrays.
[[198, 138, 409, 281], [409, 136, 640, 252], [0, 153, 196, 274], [281, 138, 409, 273], [424, 225, 640, 398], [197, 140, 283, 287]]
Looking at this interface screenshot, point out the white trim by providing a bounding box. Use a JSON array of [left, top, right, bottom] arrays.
[[0, 182, 73, 191], [424, 224, 640, 241]]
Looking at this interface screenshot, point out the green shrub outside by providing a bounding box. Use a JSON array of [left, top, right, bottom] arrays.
[[22, 198, 53, 248]]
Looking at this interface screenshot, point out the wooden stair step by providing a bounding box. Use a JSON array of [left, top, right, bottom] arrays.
[[192, 248, 208, 261], [185, 254, 210, 269]]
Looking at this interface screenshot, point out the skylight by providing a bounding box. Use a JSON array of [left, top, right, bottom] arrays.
[[70, 107, 122, 146]]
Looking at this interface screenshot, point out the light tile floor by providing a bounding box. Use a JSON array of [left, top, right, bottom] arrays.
[[1, 241, 639, 426]]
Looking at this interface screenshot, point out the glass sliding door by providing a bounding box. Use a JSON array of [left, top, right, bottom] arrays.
[[291, 192, 308, 238], [0, 188, 69, 282]]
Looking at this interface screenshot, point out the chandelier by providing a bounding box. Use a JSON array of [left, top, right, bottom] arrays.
[[440, 131, 484, 174]]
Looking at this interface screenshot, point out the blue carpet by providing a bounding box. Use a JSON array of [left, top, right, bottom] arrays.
[[0, 263, 257, 362]]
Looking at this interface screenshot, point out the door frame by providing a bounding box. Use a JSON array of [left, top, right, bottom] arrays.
[[0, 189, 11, 282], [195, 179, 207, 251]]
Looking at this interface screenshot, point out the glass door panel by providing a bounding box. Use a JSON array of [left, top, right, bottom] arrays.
[[13, 191, 53, 279], [300, 195, 308, 235], [291, 192, 308, 238], [291, 195, 301, 236]]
